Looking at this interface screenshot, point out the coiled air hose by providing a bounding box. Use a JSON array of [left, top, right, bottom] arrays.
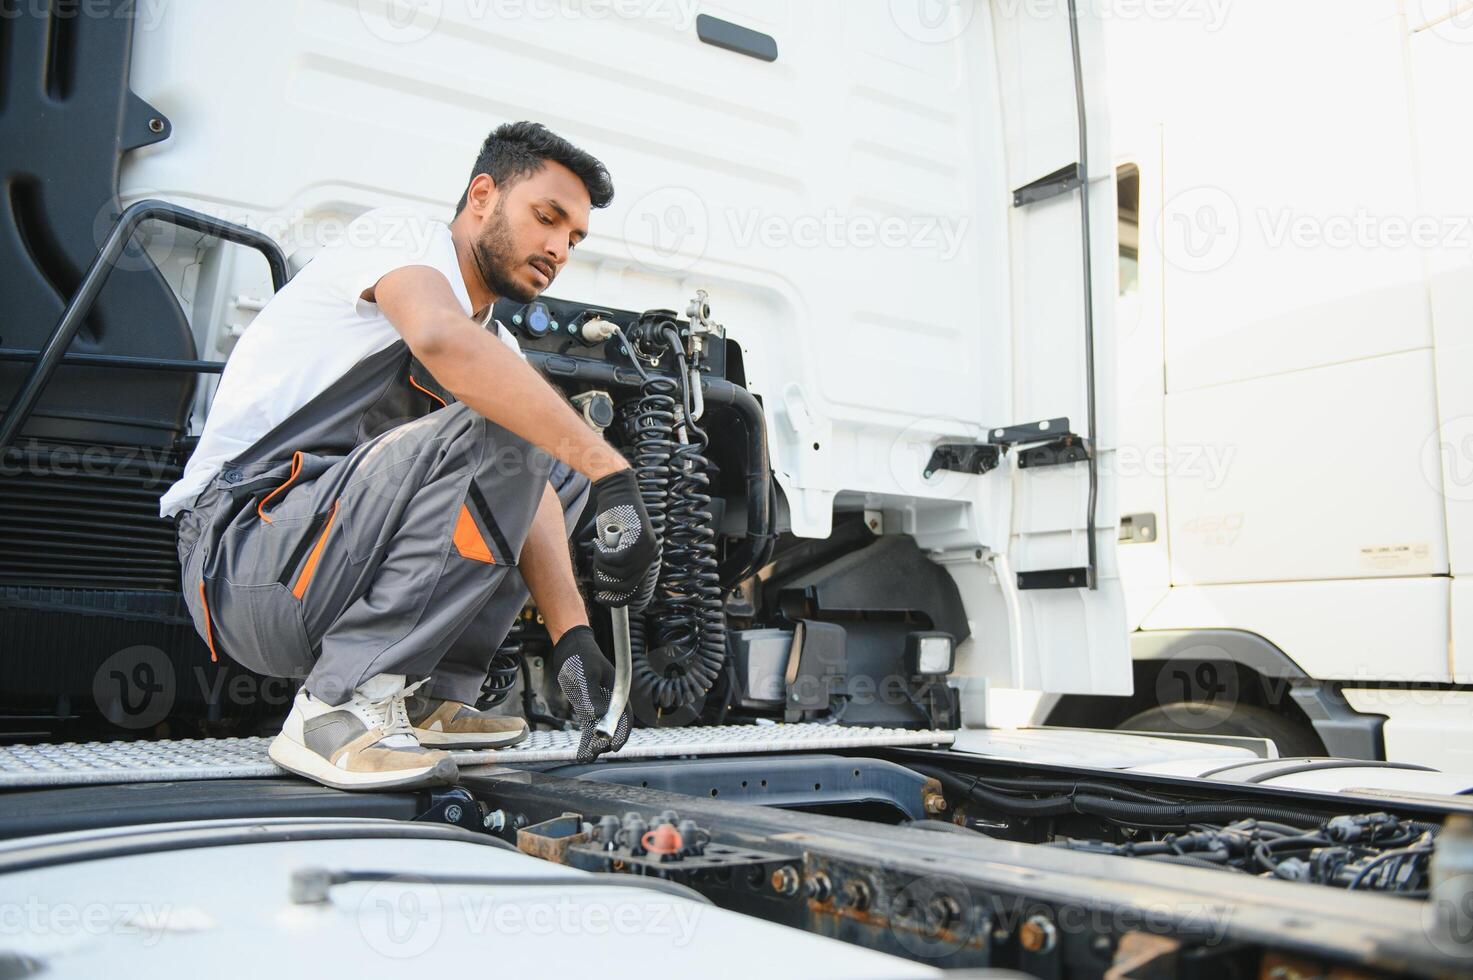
[[624, 318, 726, 719], [477, 619, 525, 709]]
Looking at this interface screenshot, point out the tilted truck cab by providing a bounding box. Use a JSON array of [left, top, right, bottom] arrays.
[[1, 3, 1472, 977]]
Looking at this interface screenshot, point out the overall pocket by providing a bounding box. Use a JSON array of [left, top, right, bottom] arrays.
[[203, 577, 316, 679]]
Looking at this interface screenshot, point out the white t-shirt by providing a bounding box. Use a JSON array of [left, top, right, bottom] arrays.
[[160, 208, 521, 517]]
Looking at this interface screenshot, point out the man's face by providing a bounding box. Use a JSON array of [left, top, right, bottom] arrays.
[[467, 161, 591, 303]]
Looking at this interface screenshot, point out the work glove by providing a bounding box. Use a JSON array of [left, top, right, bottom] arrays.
[[553, 625, 631, 763], [589, 468, 659, 607]]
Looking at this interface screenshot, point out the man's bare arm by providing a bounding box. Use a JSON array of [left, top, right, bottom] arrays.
[[518, 482, 588, 644], [372, 265, 627, 480]]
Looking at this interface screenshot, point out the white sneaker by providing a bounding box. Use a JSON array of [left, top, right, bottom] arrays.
[[268, 674, 458, 791]]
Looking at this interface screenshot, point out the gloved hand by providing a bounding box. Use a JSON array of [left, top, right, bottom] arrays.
[[589, 468, 659, 607], [553, 625, 631, 763]]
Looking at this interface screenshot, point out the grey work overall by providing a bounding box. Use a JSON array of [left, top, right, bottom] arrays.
[[174, 341, 589, 706]]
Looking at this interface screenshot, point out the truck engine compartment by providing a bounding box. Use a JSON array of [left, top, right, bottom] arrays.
[[2, 739, 1469, 978]]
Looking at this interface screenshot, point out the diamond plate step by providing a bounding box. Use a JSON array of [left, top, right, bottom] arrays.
[[0, 725, 954, 789]]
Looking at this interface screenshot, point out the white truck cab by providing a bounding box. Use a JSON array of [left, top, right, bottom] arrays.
[[118, 0, 1130, 721], [1047, 2, 1473, 773]]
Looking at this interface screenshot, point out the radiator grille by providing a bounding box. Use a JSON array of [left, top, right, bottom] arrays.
[[0, 441, 184, 590]]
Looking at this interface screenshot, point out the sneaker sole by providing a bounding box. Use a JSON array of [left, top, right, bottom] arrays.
[[268, 733, 459, 791], [413, 726, 529, 749]]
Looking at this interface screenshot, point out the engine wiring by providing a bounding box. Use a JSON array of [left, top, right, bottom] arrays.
[[1052, 815, 1437, 894], [907, 762, 1441, 897]]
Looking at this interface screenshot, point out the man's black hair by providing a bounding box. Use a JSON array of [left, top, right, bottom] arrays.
[[454, 121, 614, 214]]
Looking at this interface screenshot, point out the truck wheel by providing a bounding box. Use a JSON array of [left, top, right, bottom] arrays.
[[1116, 703, 1325, 757]]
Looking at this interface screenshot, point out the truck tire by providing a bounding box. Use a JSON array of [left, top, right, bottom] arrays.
[[1117, 702, 1326, 757]]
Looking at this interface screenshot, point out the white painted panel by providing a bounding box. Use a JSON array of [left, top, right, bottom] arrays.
[[1344, 688, 1473, 772], [1407, 23, 1473, 583], [1110, 1, 1434, 394], [1454, 577, 1473, 683], [972, 1, 1130, 697], [122, 0, 1016, 541], [125, 1, 1131, 696], [1105, 126, 1170, 629], [1142, 577, 1451, 682], [1166, 349, 1447, 585]]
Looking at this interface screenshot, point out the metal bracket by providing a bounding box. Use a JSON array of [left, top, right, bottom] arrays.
[[922, 418, 1090, 478], [1016, 437, 1090, 469], [1017, 567, 1093, 590], [996, 418, 1090, 470], [415, 787, 487, 832], [986, 417, 1072, 448], [1012, 163, 1081, 207], [923, 443, 1002, 479]]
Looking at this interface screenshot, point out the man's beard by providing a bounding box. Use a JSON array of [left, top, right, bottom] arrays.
[[471, 200, 543, 304]]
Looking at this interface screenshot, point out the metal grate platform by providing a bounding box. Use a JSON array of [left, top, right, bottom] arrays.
[[0, 725, 953, 789]]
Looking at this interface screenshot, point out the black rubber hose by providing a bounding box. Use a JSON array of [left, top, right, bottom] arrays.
[[958, 774, 1184, 806], [1075, 793, 1336, 828], [623, 322, 726, 715], [700, 379, 775, 586], [644, 329, 725, 706], [912, 764, 1340, 828], [629, 372, 676, 610]]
